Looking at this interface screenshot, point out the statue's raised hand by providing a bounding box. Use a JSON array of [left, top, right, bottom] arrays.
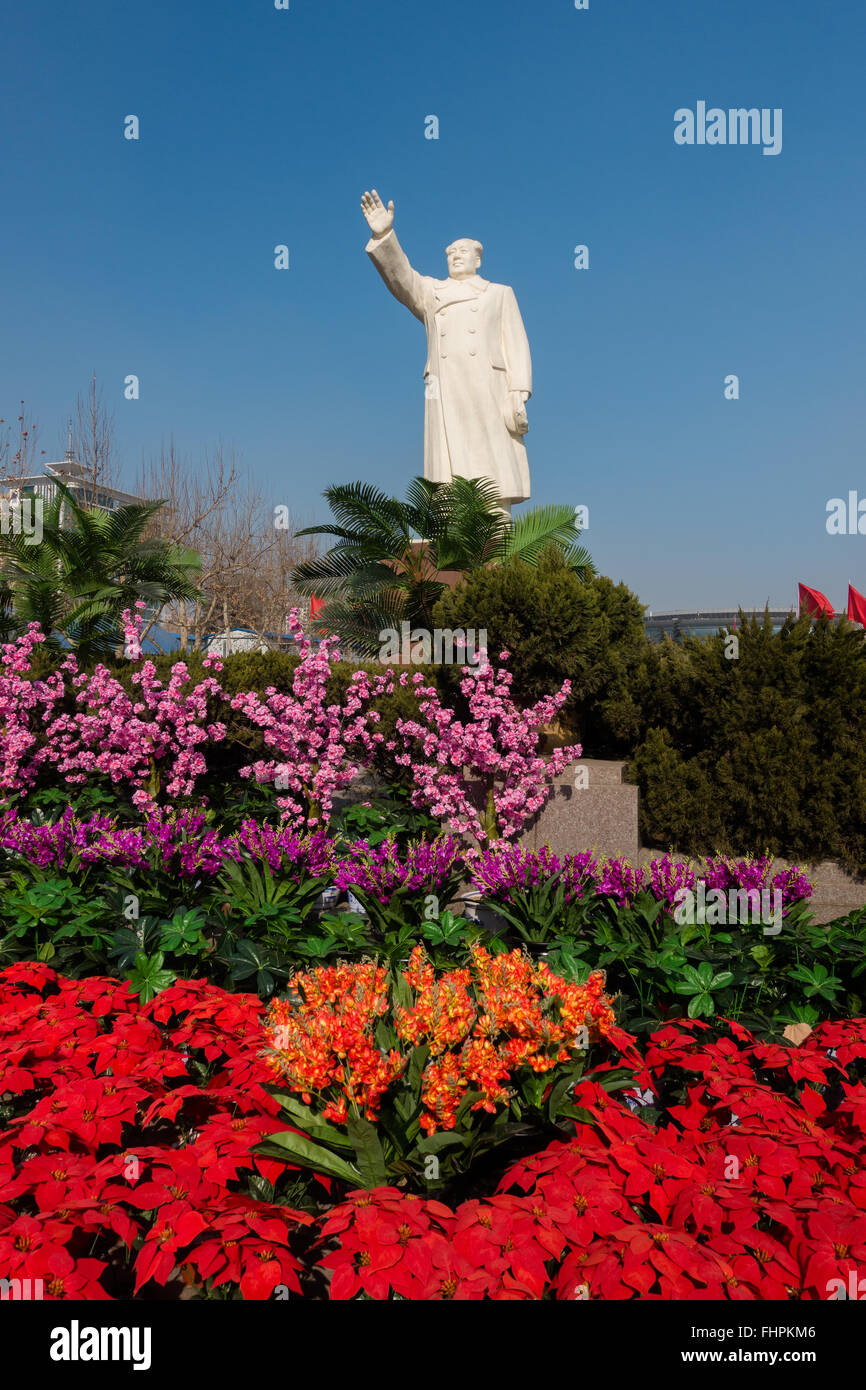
[[361, 189, 394, 238]]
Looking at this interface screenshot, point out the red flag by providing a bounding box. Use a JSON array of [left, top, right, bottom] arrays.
[[848, 584, 866, 626], [309, 595, 326, 619], [798, 583, 834, 618]]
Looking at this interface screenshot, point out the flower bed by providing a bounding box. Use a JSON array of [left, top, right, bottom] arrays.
[[3, 963, 866, 1300], [259, 947, 624, 1186], [0, 613, 581, 840], [0, 811, 849, 1036], [0, 964, 314, 1299]]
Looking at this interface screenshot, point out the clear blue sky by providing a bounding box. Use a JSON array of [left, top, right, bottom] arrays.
[[2, 0, 864, 612]]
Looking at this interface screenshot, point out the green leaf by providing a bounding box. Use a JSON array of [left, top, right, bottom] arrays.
[[345, 1115, 389, 1188], [392, 968, 414, 1012], [546, 1060, 586, 1121], [595, 1067, 636, 1094], [750, 945, 774, 969], [687, 992, 713, 1019], [407, 1043, 429, 1096], [263, 1090, 357, 1152], [127, 951, 176, 1003], [253, 1131, 361, 1185], [414, 1131, 468, 1155], [558, 1105, 598, 1125]]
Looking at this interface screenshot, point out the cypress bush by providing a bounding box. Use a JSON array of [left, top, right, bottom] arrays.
[[432, 546, 647, 753], [627, 612, 866, 875]]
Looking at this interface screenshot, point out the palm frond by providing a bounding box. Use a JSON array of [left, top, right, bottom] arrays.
[[0, 479, 201, 655], [499, 504, 588, 568], [298, 482, 411, 548]]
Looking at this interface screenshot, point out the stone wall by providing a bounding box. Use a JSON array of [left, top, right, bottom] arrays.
[[345, 761, 866, 925], [519, 760, 638, 861], [521, 759, 866, 925]]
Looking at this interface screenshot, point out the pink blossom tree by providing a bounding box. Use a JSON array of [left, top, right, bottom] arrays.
[[0, 607, 394, 824], [226, 611, 395, 826], [389, 650, 581, 845], [0, 603, 229, 812], [1, 615, 579, 842]]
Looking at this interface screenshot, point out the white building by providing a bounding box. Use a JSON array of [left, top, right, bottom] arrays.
[[205, 629, 270, 657], [4, 441, 144, 518]]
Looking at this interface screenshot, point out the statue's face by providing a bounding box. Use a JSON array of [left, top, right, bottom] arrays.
[[446, 239, 481, 279]]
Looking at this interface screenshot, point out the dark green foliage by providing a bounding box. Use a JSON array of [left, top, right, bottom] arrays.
[[329, 787, 441, 844], [542, 891, 866, 1038], [627, 611, 866, 874], [432, 547, 647, 752]]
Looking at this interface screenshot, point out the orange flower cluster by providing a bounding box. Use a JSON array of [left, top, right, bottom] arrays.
[[397, 950, 476, 1053], [397, 946, 616, 1133], [264, 961, 405, 1124], [264, 948, 616, 1136]]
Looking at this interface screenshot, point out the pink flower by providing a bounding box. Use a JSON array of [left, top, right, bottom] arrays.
[[389, 650, 581, 845]]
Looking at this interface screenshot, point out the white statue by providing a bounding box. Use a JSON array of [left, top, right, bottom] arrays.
[[361, 190, 532, 514]]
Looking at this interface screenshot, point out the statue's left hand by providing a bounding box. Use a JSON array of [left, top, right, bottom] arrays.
[[509, 390, 529, 435]]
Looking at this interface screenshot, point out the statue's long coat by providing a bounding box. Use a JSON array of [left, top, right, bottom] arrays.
[[366, 229, 532, 503]]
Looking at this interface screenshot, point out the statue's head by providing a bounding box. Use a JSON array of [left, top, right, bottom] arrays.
[[446, 238, 483, 279]]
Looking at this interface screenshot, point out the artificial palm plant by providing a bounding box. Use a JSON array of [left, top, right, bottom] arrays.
[[0, 481, 200, 663], [293, 476, 594, 655]]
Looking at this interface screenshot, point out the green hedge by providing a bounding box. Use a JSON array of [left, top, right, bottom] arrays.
[[627, 612, 866, 875]]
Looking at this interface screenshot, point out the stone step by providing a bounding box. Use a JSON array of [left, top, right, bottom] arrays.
[[552, 759, 628, 787]]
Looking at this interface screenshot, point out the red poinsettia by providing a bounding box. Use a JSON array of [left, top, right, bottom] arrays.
[[5, 962, 866, 1303]]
